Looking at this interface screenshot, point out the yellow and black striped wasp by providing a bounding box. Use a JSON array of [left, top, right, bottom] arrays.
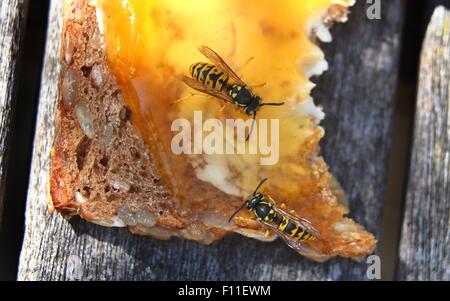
[[181, 46, 285, 140], [228, 178, 320, 256]]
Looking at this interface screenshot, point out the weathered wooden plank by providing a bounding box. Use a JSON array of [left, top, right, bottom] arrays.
[[397, 6, 450, 281], [0, 0, 28, 229], [18, 0, 403, 280]]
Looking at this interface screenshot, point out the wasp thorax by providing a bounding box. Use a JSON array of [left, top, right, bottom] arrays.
[[229, 85, 254, 105]]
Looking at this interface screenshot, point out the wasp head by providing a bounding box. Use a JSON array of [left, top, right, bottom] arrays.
[[246, 193, 264, 211], [228, 178, 268, 223], [244, 95, 261, 116]]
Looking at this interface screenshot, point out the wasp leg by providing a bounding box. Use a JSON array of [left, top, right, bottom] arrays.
[[249, 82, 267, 89], [215, 104, 227, 119], [238, 56, 255, 78], [245, 112, 257, 141], [171, 93, 207, 106], [238, 56, 266, 89]]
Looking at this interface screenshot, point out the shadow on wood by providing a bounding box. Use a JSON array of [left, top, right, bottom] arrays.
[[0, 0, 28, 280], [0, 0, 28, 231]]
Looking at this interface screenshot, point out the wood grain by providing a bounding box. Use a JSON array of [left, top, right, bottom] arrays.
[[397, 6, 450, 281], [18, 0, 403, 280], [0, 0, 28, 229]]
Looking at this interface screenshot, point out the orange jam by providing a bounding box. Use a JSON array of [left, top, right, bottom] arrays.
[[98, 0, 347, 222]]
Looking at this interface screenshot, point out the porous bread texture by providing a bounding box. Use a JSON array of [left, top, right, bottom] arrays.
[[50, 0, 375, 261], [51, 0, 225, 243]]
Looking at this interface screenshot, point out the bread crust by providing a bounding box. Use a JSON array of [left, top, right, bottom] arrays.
[[50, 0, 376, 260]]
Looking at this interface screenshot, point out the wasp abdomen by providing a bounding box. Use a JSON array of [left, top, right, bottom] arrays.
[[277, 215, 314, 242], [189, 62, 229, 92]]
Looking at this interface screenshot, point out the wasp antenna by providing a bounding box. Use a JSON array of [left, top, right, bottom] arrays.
[[260, 101, 285, 107], [245, 112, 257, 141], [228, 201, 248, 223], [253, 178, 268, 195]]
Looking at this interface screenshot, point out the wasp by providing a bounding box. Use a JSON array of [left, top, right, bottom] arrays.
[[228, 178, 320, 256], [181, 46, 285, 140]]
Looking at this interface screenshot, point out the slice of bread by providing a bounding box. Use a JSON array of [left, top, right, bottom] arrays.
[[50, 0, 376, 261]]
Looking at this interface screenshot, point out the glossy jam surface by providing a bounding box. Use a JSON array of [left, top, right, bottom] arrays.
[[99, 0, 345, 232]]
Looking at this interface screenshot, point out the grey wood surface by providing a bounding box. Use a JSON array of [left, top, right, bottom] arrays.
[[397, 6, 450, 281], [0, 0, 28, 229], [18, 0, 403, 280]]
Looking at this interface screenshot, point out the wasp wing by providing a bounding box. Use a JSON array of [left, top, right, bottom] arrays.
[[275, 207, 321, 238], [181, 75, 235, 104], [260, 219, 318, 258], [198, 46, 247, 87]]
